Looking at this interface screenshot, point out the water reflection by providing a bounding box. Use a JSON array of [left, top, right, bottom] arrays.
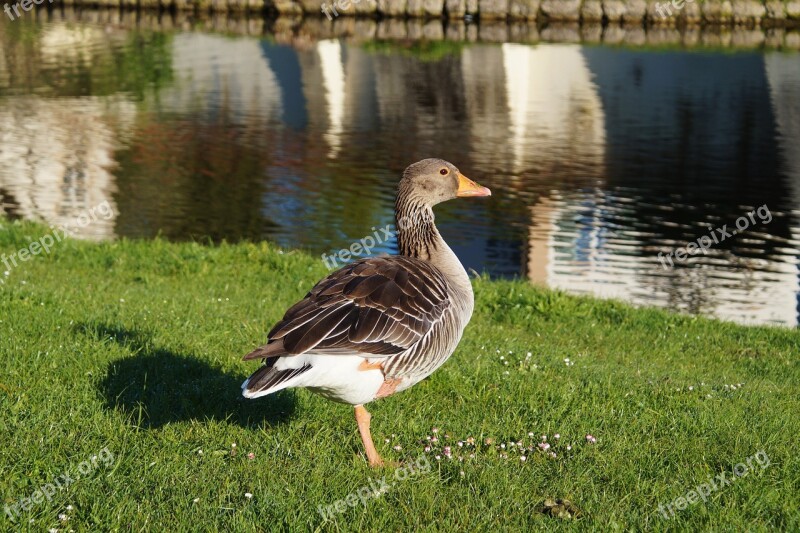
[[1, 17, 799, 326], [0, 22, 133, 239], [0, 94, 127, 240], [317, 39, 346, 159]]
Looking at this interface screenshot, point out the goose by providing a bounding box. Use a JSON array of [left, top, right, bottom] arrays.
[[241, 158, 491, 467]]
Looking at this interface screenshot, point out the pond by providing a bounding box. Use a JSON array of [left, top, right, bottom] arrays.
[[1, 13, 799, 326]]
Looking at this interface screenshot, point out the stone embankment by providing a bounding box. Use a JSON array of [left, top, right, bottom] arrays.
[[55, 0, 800, 24], [28, 8, 800, 49]]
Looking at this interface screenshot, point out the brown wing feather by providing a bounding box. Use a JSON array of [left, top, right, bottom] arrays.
[[244, 256, 450, 360]]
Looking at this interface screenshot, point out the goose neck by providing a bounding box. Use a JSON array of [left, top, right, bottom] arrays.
[[394, 198, 473, 304]]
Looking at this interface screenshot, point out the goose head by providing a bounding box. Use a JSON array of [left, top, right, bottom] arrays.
[[395, 158, 490, 262], [397, 158, 491, 208]]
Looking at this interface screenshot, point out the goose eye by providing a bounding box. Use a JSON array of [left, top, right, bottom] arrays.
[[440, 168, 449, 175]]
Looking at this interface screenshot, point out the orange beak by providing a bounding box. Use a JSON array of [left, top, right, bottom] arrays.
[[456, 172, 491, 197]]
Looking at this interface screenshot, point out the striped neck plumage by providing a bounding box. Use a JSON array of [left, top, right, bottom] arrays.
[[394, 193, 473, 304], [395, 196, 440, 260]]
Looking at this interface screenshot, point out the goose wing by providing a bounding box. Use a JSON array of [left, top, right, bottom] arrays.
[[243, 255, 450, 360]]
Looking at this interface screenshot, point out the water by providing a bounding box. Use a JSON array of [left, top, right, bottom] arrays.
[[1, 14, 799, 326]]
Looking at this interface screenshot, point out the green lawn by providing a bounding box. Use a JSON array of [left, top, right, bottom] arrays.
[[1, 219, 798, 531]]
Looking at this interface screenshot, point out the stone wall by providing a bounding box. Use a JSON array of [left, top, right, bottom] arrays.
[[24, 8, 800, 49], [51, 0, 800, 23]]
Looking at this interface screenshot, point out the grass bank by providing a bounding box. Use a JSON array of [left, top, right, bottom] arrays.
[[1, 220, 798, 531]]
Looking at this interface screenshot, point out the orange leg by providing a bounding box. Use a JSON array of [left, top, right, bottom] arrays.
[[358, 360, 383, 371], [354, 405, 384, 467], [376, 378, 402, 398]]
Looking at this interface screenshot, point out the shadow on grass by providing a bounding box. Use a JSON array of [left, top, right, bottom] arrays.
[[80, 323, 296, 429]]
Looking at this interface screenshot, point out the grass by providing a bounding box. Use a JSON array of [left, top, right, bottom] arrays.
[[361, 40, 469, 62], [0, 218, 798, 531]]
